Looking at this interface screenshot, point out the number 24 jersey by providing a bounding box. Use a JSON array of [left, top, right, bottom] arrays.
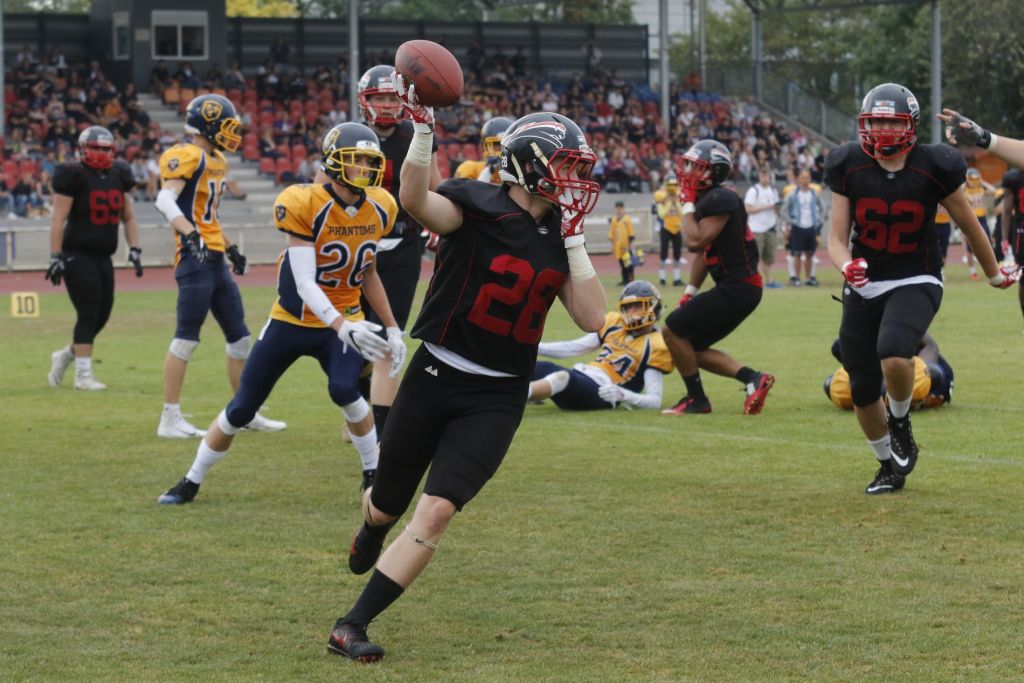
[[824, 142, 966, 282], [270, 183, 397, 328]]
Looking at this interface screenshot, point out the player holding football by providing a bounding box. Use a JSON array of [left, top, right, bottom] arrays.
[[660, 140, 775, 416], [157, 122, 406, 505], [454, 115, 514, 184], [529, 280, 673, 410], [155, 94, 285, 438], [45, 126, 142, 391], [828, 84, 1018, 495], [325, 89, 605, 661]]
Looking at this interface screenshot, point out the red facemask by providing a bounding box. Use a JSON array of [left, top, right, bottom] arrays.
[[535, 148, 600, 232], [82, 142, 115, 170], [858, 114, 916, 160]]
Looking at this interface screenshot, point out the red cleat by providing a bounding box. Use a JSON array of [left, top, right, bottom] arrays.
[[743, 372, 775, 415], [327, 621, 385, 663], [662, 395, 712, 415]]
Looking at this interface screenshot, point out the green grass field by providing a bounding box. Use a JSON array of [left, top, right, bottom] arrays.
[[3, 267, 1023, 682]]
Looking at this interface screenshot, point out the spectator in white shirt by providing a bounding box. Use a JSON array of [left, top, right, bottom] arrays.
[[744, 167, 782, 288]]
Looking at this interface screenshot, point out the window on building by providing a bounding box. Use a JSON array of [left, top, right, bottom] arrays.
[[113, 12, 130, 61], [151, 10, 208, 60]]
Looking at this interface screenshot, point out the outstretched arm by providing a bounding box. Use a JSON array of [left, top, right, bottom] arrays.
[[939, 108, 1024, 169]]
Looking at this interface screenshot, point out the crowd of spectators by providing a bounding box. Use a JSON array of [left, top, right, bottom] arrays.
[[1, 45, 177, 219], [3, 39, 833, 220]]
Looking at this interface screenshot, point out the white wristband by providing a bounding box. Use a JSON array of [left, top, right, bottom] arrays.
[[988, 272, 1006, 286], [684, 284, 699, 297], [566, 243, 596, 282], [681, 202, 696, 216], [406, 128, 433, 166], [987, 133, 999, 151]]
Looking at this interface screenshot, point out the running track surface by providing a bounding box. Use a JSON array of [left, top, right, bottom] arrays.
[[0, 246, 973, 296]]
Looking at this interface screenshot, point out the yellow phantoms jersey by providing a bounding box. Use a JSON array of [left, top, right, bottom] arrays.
[[656, 195, 682, 235], [160, 143, 228, 259], [587, 312, 673, 391], [964, 185, 988, 218], [270, 184, 397, 328], [934, 202, 951, 224], [827, 357, 939, 411], [455, 159, 500, 184], [608, 215, 635, 259]]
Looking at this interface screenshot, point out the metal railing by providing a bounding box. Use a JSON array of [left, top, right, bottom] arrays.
[[1, 211, 657, 272]]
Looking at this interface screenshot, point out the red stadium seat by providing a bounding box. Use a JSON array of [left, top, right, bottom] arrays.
[[258, 157, 276, 176], [292, 144, 308, 160], [3, 160, 19, 180], [275, 144, 290, 158], [243, 90, 258, 104], [243, 145, 260, 162], [258, 99, 273, 110], [289, 100, 304, 115], [258, 111, 274, 128], [462, 143, 479, 161], [275, 157, 292, 183], [180, 88, 196, 103], [227, 89, 243, 103]]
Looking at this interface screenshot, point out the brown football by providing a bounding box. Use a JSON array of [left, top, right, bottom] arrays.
[[394, 40, 464, 108]]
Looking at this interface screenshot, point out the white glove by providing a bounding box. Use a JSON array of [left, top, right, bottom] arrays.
[[598, 384, 630, 409], [386, 326, 407, 378], [338, 320, 389, 362]]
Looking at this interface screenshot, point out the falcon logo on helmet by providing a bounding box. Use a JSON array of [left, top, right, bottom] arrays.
[[618, 280, 662, 331], [320, 122, 385, 191], [498, 112, 599, 231], [358, 65, 404, 129], [858, 82, 919, 160], [185, 94, 242, 152], [78, 126, 116, 170]]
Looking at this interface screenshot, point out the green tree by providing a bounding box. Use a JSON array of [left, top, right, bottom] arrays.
[[370, 0, 481, 21], [227, 0, 300, 17], [3, 0, 90, 11]]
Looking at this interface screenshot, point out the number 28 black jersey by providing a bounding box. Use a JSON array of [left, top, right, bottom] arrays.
[[53, 160, 135, 256], [825, 142, 966, 282], [411, 178, 569, 376], [694, 186, 760, 284]]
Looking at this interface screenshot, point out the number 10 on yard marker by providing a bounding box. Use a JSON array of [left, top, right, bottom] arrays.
[[11, 292, 40, 318]]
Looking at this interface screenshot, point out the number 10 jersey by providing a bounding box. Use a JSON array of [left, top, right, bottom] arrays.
[[412, 178, 569, 377]]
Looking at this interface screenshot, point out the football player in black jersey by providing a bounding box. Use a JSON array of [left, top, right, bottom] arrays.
[[828, 84, 1018, 496], [45, 126, 141, 391], [660, 140, 775, 417], [326, 89, 605, 661], [351, 65, 442, 439], [939, 107, 1024, 326]]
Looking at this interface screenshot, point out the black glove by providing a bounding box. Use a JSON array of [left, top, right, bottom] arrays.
[[45, 252, 66, 286], [183, 230, 208, 264], [946, 113, 992, 149], [128, 246, 143, 277], [226, 244, 247, 275]]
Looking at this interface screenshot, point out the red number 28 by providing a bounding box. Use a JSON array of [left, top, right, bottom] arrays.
[[467, 254, 565, 344]]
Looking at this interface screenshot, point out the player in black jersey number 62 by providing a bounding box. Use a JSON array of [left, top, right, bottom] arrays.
[[325, 83, 606, 662], [45, 126, 142, 391], [827, 83, 1019, 495]]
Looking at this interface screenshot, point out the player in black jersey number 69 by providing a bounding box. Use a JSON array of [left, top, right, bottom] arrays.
[[827, 83, 1019, 495], [325, 85, 606, 661], [45, 126, 142, 391]]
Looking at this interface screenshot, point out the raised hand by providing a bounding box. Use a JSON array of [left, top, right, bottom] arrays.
[[392, 70, 435, 127]]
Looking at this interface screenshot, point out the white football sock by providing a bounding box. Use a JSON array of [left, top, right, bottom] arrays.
[[163, 403, 181, 416], [809, 257, 817, 278], [186, 440, 227, 484], [868, 435, 892, 461], [657, 268, 666, 281], [350, 428, 379, 471], [672, 266, 681, 281], [74, 357, 92, 373], [786, 253, 797, 278], [887, 394, 912, 419]]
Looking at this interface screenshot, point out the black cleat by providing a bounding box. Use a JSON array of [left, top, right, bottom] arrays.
[[661, 395, 712, 415], [887, 410, 918, 475], [804, 277, 820, 287], [158, 477, 200, 505], [789, 276, 802, 287], [327, 620, 384, 663], [865, 460, 905, 495], [672, 279, 684, 287], [361, 469, 376, 493], [348, 522, 395, 575]]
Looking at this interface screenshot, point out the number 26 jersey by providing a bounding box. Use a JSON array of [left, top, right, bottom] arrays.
[[270, 183, 397, 328], [824, 142, 966, 282], [412, 178, 569, 377]]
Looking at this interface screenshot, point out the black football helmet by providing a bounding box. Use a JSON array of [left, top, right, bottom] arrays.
[[498, 112, 599, 229], [618, 280, 662, 331], [677, 140, 732, 194], [185, 94, 242, 153], [858, 82, 919, 160], [78, 126, 115, 170], [358, 65, 403, 128], [480, 116, 514, 160], [320, 122, 385, 191]]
